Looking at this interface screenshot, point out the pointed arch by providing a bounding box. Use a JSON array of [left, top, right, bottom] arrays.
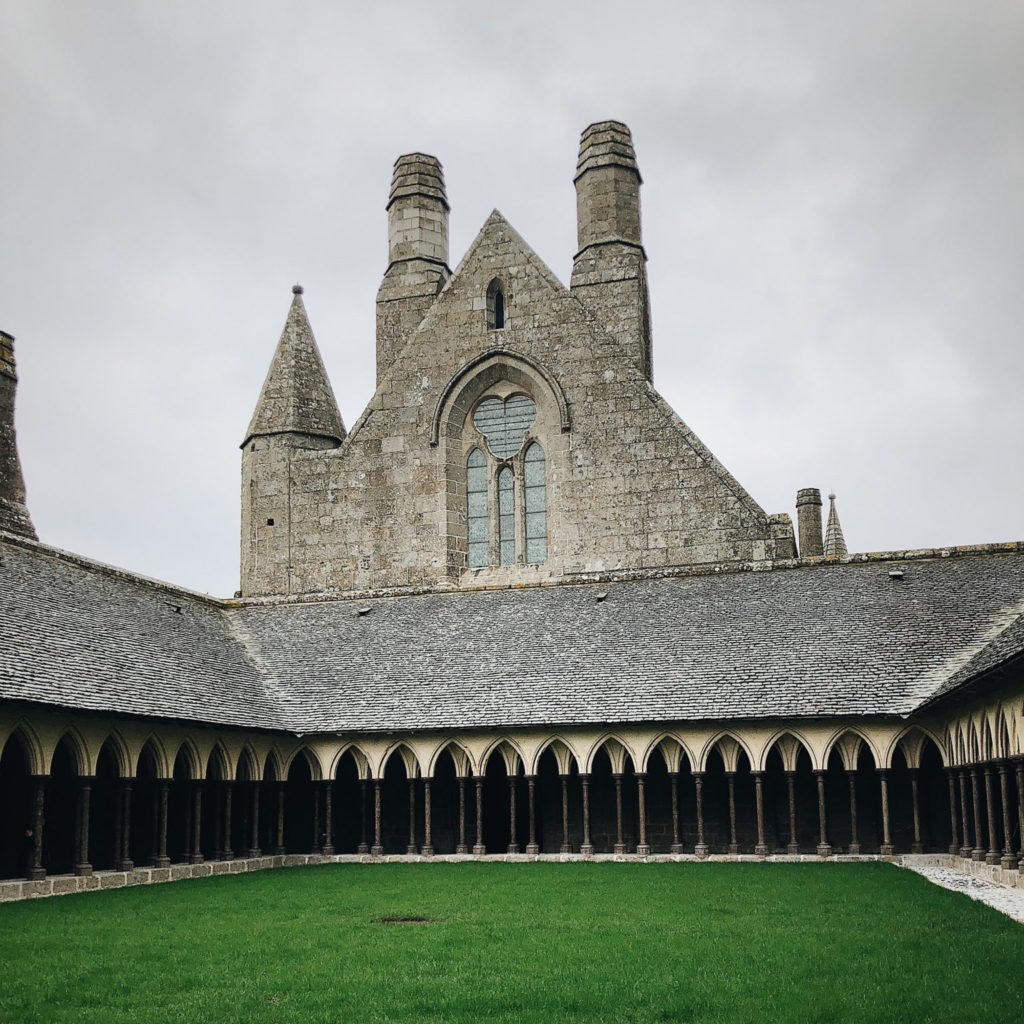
[[996, 709, 1013, 760], [968, 722, 981, 763], [478, 737, 526, 777], [758, 728, 816, 772], [582, 734, 637, 775], [637, 732, 694, 774], [379, 742, 420, 780], [171, 738, 202, 781], [262, 748, 284, 783], [284, 746, 323, 781], [97, 731, 131, 779], [530, 736, 581, 776], [136, 734, 170, 779], [205, 742, 231, 781], [821, 726, 883, 772], [1, 722, 45, 776], [235, 745, 259, 783], [697, 731, 755, 773], [50, 727, 89, 777], [426, 739, 473, 778], [328, 742, 372, 781]]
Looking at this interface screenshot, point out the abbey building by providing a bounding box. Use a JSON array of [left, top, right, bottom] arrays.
[[1, 123, 1023, 898]]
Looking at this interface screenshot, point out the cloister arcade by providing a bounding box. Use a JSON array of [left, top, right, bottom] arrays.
[[2, 698, 1021, 882]]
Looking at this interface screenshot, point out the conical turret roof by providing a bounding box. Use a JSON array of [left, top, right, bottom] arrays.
[[823, 492, 848, 557], [242, 287, 346, 448]]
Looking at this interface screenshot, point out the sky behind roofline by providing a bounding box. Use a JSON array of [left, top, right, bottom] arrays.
[[1, 0, 1021, 597]]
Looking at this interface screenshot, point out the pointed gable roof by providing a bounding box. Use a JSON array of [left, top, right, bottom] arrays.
[[242, 286, 346, 448], [823, 493, 848, 557]]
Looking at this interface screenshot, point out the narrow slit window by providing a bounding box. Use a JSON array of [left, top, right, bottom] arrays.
[[498, 466, 515, 565], [486, 279, 506, 330], [493, 289, 505, 329], [524, 442, 547, 564], [467, 448, 489, 568]]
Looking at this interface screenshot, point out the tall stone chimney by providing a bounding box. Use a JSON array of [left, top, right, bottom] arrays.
[[570, 121, 652, 379], [375, 153, 450, 385], [0, 331, 38, 540], [796, 488, 823, 558]]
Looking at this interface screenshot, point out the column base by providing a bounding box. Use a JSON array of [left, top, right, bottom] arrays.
[[421, 845, 434, 857], [613, 843, 626, 855], [911, 842, 924, 854], [370, 845, 383, 857], [273, 846, 286, 856], [74, 863, 94, 877], [1000, 854, 1018, 871], [27, 867, 46, 881], [847, 843, 861, 856], [985, 851, 1000, 865], [816, 844, 832, 858], [406, 845, 417, 856], [189, 854, 205, 865], [246, 849, 260, 860], [786, 843, 800, 856], [669, 843, 683, 855], [472, 844, 486, 856], [356, 844, 369, 855], [507, 844, 520, 855], [636, 844, 650, 857], [559, 844, 571, 854], [727, 843, 739, 856], [959, 845, 972, 858], [525, 843, 539, 855], [971, 848, 985, 861], [220, 850, 234, 862], [455, 844, 469, 855], [948, 844, 960, 856], [695, 844, 709, 860], [116, 859, 134, 872], [580, 844, 594, 856], [755, 844, 768, 859], [322, 845, 335, 856], [880, 843, 894, 856]]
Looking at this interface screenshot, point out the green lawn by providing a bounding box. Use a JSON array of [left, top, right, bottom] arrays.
[[1, 863, 1022, 1023]]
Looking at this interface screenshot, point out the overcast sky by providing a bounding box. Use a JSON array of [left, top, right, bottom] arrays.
[[2, 1, 1021, 597]]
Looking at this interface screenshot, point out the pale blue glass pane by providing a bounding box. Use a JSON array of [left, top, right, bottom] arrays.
[[499, 488, 514, 516], [474, 395, 537, 459], [525, 511, 546, 538], [467, 447, 485, 468], [524, 460, 545, 487], [526, 537, 547, 564], [468, 491, 487, 517], [500, 539, 515, 565], [468, 518, 488, 543], [468, 541, 488, 568], [525, 485, 545, 512]]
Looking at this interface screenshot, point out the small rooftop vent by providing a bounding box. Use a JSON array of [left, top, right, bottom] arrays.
[[356, 605, 372, 617], [595, 591, 609, 603], [888, 569, 906, 580]]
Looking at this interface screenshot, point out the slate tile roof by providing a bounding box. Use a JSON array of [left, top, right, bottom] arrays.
[[2, 532, 1023, 734]]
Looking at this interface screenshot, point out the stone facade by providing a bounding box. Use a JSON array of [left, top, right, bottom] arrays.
[[241, 122, 786, 598], [0, 332, 36, 541]]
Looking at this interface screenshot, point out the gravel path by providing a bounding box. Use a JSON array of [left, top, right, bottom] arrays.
[[902, 862, 1024, 923]]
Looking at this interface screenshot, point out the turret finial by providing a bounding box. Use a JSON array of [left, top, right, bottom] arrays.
[[292, 283, 304, 295]]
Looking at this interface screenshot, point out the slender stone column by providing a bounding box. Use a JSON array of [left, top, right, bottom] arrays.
[[879, 771, 893, 856], [559, 775, 570, 854], [311, 784, 320, 856], [669, 772, 682, 854], [75, 779, 93, 876], [155, 781, 170, 867], [274, 782, 285, 856], [958, 770, 971, 857], [473, 777, 485, 855], [113, 780, 124, 869], [726, 772, 738, 855], [1016, 760, 1024, 868], [984, 766, 1000, 865], [357, 780, 369, 855], [580, 774, 593, 856], [456, 777, 468, 854], [370, 780, 383, 856], [754, 772, 767, 858], [613, 773, 625, 854], [248, 782, 261, 858], [116, 781, 134, 871], [28, 777, 46, 880], [322, 781, 334, 856], [421, 779, 433, 857], [221, 781, 234, 861], [406, 778, 417, 855], [815, 771, 831, 857], [847, 771, 860, 855], [910, 769, 923, 854], [947, 769, 960, 856], [970, 768, 984, 861], [998, 763, 1017, 870], [636, 773, 650, 856], [694, 772, 708, 858], [786, 771, 799, 855], [191, 781, 204, 864], [525, 776, 538, 855], [507, 777, 519, 854]]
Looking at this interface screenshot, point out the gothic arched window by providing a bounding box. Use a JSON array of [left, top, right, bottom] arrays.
[[486, 279, 506, 330], [467, 448, 488, 568], [524, 443, 547, 564]]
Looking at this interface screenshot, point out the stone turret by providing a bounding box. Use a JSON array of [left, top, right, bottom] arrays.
[[796, 488, 824, 558], [823, 493, 848, 557], [375, 153, 450, 385], [0, 332, 37, 540], [570, 121, 652, 379], [240, 286, 345, 597]]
